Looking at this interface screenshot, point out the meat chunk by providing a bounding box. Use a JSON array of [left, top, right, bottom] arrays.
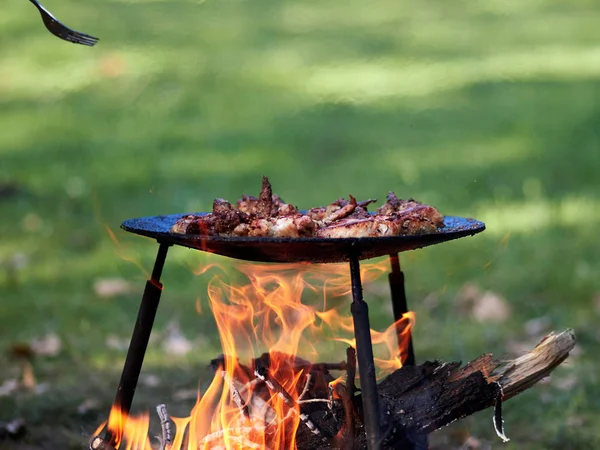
[[247, 216, 316, 238], [170, 176, 445, 238], [212, 199, 249, 234], [316, 217, 401, 238], [170, 214, 215, 235]]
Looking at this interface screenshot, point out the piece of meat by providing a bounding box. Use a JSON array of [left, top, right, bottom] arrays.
[[212, 201, 249, 234], [256, 176, 274, 218], [236, 194, 259, 214], [248, 216, 316, 238], [236, 178, 295, 218], [316, 217, 401, 238], [170, 214, 199, 234], [393, 205, 445, 234], [232, 223, 251, 236], [322, 195, 358, 224], [170, 214, 215, 235], [316, 204, 444, 238], [377, 192, 422, 215], [307, 207, 327, 221], [277, 203, 299, 217]]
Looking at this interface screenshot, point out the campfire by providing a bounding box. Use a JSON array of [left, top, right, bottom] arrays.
[[89, 198, 575, 450]]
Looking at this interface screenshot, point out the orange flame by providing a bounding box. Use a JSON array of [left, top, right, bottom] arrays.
[[100, 259, 415, 449]]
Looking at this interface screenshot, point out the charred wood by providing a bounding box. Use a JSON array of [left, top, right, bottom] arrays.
[[296, 330, 575, 450]]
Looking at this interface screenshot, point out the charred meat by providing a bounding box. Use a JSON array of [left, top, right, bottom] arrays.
[[170, 177, 445, 238]]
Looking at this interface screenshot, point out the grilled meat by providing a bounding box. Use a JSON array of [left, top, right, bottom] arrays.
[[170, 177, 445, 238]]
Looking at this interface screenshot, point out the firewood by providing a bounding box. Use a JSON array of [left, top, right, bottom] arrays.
[[254, 366, 331, 445], [296, 329, 575, 450], [200, 331, 574, 449], [156, 404, 172, 450], [89, 436, 118, 450]]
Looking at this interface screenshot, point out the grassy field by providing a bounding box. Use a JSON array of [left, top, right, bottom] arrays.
[[1, 0, 599, 448]]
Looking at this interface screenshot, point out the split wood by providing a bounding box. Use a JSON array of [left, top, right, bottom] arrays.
[[151, 329, 574, 450]]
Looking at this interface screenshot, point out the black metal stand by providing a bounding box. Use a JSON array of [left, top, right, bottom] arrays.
[[387, 253, 429, 450], [102, 243, 170, 447], [349, 256, 382, 450], [388, 254, 415, 366]]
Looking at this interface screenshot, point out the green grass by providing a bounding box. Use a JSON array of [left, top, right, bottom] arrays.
[[1, 0, 599, 448]]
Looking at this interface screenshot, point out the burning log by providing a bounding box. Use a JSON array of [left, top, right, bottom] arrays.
[[89, 436, 118, 450], [293, 329, 575, 450]]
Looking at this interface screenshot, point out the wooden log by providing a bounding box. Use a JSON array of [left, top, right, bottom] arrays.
[[296, 329, 575, 450]]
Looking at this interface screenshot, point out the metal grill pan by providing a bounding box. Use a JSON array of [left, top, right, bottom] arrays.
[[121, 213, 485, 263]]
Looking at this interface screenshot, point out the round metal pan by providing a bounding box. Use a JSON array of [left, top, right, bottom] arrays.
[[121, 213, 485, 264]]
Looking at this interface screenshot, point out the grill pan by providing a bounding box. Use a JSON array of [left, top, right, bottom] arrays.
[[121, 213, 485, 263]]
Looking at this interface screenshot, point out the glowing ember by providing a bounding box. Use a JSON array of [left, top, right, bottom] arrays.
[[98, 260, 415, 449]]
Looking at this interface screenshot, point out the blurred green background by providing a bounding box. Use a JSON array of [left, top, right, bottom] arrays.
[[1, 0, 599, 448]]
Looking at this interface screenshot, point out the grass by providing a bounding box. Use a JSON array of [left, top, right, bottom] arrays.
[[1, 0, 599, 448]]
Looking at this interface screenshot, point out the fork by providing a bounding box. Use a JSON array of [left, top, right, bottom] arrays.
[[29, 0, 99, 46]]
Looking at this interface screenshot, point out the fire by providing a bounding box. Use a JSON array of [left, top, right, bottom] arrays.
[[99, 259, 415, 449]]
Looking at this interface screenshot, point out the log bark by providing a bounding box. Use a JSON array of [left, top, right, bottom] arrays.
[[296, 329, 576, 450]]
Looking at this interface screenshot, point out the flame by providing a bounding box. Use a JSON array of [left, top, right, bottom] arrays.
[[100, 259, 415, 449]]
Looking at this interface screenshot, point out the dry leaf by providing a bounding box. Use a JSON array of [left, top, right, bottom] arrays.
[[94, 278, 132, 298], [0, 379, 19, 397], [140, 374, 160, 388], [30, 333, 62, 357], [457, 283, 511, 323], [471, 291, 511, 323], [105, 335, 129, 351], [161, 321, 193, 356], [77, 398, 100, 415]]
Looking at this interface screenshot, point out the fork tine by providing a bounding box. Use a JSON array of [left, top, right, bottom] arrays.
[[75, 35, 99, 46], [76, 38, 97, 47]]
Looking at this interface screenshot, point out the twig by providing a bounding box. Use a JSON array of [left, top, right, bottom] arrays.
[[221, 371, 250, 421], [345, 347, 357, 397], [298, 373, 312, 401], [254, 366, 330, 444], [238, 378, 261, 396], [334, 383, 355, 450], [300, 362, 347, 372], [156, 404, 172, 450], [198, 427, 261, 449], [298, 398, 332, 405], [493, 385, 509, 443], [89, 436, 117, 450]]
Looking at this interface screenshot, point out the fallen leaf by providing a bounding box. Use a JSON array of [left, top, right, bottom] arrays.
[[161, 321, 193, 356], [94, 278, 132, 298], [105, 335, 129, 351], [77, 398, 100, 415], [471, 291, 511, 323], [140, 374, 161, 388], [0, 379, 19, 397], [30, 333, 62, 357]]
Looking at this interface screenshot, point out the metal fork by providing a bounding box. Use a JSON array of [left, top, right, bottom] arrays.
[[29, 0, 99, 46]]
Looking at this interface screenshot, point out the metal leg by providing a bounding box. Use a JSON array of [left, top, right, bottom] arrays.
[[388, 253, 429, 450], [349, 256, 381, 450], [103, 243, 170, 447], [388, 254, 415, 366]]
